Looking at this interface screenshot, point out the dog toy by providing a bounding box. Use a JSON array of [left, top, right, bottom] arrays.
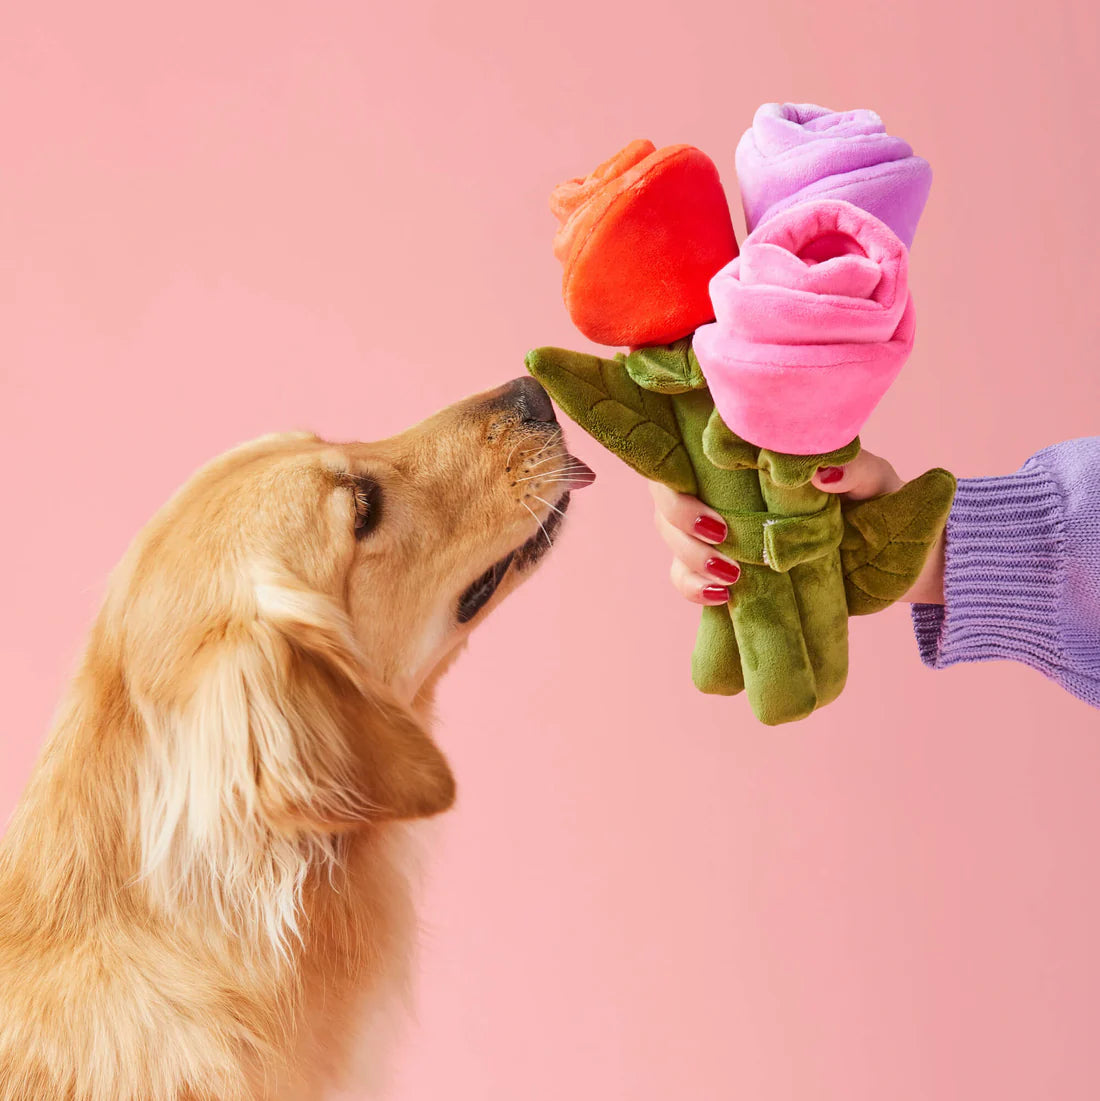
[[526, 104, 956, 725], [551, 140, 739, 347], [736, 102, 933, 248], [697, 199, 914, 455]]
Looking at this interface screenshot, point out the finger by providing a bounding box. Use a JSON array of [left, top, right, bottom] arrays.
[[649, 481, 727, 543], [671, 558, 731, 605], [655, 512, 742, 585], [811, 449, 904, 500]]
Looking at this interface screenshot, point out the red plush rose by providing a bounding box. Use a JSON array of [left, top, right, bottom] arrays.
[[550, 140, 738, 347]]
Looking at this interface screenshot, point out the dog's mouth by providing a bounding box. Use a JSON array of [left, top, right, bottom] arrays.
[[456, 487, 575, 624]]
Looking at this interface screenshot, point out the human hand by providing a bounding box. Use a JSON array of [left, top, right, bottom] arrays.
[[650, 449, 946, 606]]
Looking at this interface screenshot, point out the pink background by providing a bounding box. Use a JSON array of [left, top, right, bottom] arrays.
[[3, 2, 1099, 1098]]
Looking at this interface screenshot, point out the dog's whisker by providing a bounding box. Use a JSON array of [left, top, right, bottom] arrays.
[[530, 493, 567, 519], [531, 457, 589, 474], [515, 467, 576, 482], [528, 460, 572, 477], [528, 431, 562, 461], [521, 499, 554, 549], [511, 432, 556, 468], [516, 479, 580, 491], [524, 451, 572, 474]]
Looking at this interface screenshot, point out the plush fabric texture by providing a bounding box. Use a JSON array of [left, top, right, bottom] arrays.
[[736, 102, 932, 248], [550, 140, 738, 347], [531, 129, 953, 723], [526, 343, 956, 724], [842, 468, 958, 614], [694, 200, 914, 455], [912, 438, 1100, 709]]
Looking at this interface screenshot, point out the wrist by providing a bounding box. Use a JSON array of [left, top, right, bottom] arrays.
[[903, 528, 946, 604]]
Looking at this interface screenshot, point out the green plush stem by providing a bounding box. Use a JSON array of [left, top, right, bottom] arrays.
[[757, 475, 849, 709], [526, 343, 955, 725], [673, 392, 818, 724], [692, 604, 745, 696]]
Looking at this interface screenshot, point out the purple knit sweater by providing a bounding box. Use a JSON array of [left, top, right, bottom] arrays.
[[912, 437, 1100, 708]]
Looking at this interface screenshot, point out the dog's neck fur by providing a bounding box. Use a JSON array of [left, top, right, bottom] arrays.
[[0, 635, 432, 1101]]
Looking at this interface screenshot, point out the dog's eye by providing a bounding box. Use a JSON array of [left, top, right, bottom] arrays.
[[350, 476, 383, 539]]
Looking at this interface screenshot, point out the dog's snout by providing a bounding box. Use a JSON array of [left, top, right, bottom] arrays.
[[503, 376, 557, 425]]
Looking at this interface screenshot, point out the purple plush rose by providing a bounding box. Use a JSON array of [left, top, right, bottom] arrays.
[[735, 102, 932, 248]]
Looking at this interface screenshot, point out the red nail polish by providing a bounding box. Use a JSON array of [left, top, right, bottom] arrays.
[[702, 585, 730, 604], [818, 466, 844, 484], [705, 557, 741, 584], [694, 515, 727, 542]]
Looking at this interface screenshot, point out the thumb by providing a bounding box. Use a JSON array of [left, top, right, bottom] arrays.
[[811, 449, 903, 501]]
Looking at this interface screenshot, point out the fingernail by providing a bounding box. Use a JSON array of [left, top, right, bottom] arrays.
[[702, 585, 730, 604], [818, 466, 844, 484], [705, 557, 741, 584], [693, 515, 727, 543]]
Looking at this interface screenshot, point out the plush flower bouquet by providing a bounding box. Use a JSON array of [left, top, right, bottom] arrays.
[[526, 103, 957, 725]]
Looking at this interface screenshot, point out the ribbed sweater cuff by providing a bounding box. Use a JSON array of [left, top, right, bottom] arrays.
[[911, 464, 1066, 677]]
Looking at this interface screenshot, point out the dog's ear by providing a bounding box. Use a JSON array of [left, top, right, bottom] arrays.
[[139, 573, 454, 865], [247, 573, 457, 832]]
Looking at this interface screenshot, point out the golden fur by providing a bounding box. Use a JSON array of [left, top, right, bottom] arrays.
[[0, 381, 580, 1100]]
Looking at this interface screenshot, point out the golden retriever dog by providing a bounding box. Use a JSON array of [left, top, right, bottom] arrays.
[[0, 377, 591, 1101]]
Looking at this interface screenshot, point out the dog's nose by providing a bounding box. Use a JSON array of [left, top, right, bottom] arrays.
[[504, 376, 557, 425]]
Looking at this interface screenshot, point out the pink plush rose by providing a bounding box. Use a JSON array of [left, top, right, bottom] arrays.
[[694, 199, 914, 455]]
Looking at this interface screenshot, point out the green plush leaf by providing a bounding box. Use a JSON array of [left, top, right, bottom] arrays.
[[525, 346, 697, 494], [701, 407, 761, 471], [841, 468, 958, 615], [621, 338, 708, 394], [702, 409, 862, 488], [757, 439, 862, 487]]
